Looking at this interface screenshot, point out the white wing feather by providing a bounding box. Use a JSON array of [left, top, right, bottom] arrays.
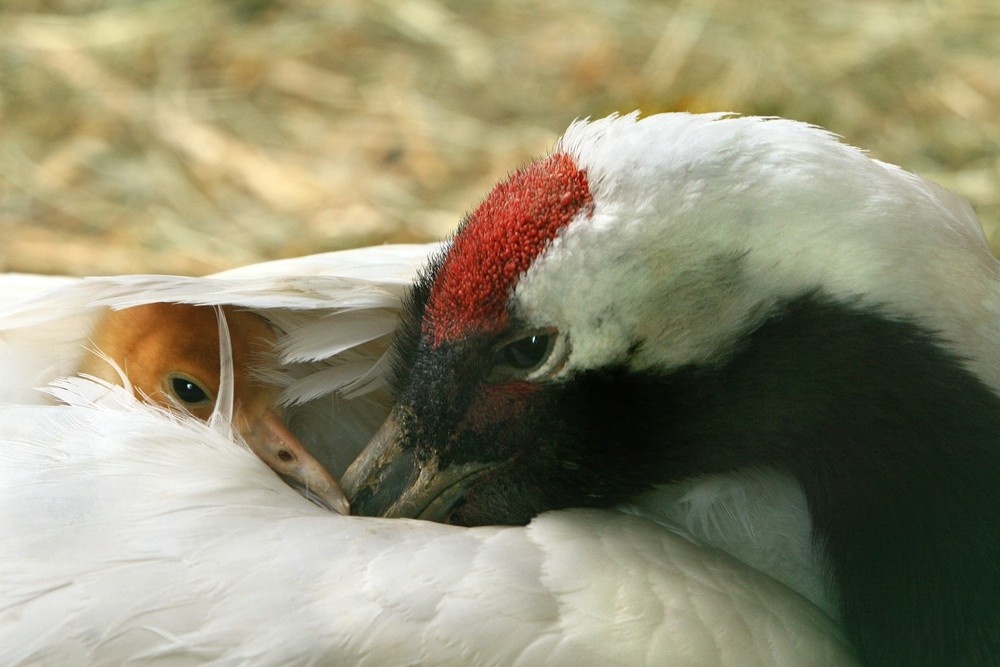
[[0, 245, 435, 408], [0, 383, 857, 666]]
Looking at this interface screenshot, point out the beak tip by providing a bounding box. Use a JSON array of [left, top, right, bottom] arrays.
[[328, 495, 351, 516], [341, 410, 417, 517], [250, 409, 352, 514]]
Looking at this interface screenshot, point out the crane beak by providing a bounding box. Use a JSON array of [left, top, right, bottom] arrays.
[[341, 405, 490, 522], [243, 410, 350, 515]]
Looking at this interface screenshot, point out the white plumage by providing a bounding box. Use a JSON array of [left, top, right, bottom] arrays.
[[0, 380, 855, 665], [0, 243, 858, 665]]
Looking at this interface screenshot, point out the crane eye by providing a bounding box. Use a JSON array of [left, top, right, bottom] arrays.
[[490, 330, 568, 381], [501, 334, 552, 369], [167, 374, 212, 406]]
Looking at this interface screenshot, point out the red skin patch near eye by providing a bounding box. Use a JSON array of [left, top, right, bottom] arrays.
[[458, 381, 536, 434], [425, 152, 593, 346]]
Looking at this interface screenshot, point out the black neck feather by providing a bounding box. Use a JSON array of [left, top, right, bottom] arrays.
[[642, 294, 1000, 667]]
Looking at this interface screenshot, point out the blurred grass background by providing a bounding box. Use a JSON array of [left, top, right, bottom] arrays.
[[1, 0, 998, 276]]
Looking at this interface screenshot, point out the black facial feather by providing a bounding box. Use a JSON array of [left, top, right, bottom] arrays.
[[387, 244, 448, 398]]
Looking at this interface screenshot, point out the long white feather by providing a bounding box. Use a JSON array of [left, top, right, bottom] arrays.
[[210, 306, 236, 432]]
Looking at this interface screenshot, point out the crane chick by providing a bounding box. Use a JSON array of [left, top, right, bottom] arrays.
[[79, 302, 348, 514]]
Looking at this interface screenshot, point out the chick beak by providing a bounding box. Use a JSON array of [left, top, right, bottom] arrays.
[[243, 409, 350, 515]]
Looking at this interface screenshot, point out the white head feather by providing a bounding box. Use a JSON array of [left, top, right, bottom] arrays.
[[515, 113, 1000, 386]]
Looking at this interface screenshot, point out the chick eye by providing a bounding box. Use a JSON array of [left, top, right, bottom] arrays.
[[168, 375, 211, 406], [490, 330, 568, 382]]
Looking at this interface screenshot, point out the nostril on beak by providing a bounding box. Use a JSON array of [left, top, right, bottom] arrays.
[[278, 449, 295, 463]]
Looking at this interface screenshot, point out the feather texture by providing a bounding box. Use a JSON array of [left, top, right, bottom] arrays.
[[0, 242, 857, 665], [0, 380, 856, 665]]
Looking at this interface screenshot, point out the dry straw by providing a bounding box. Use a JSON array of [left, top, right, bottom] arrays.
[[2, 0, 998, 275]]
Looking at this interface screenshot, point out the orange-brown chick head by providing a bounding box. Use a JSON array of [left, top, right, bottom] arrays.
[[80, 303, 347, 513]]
